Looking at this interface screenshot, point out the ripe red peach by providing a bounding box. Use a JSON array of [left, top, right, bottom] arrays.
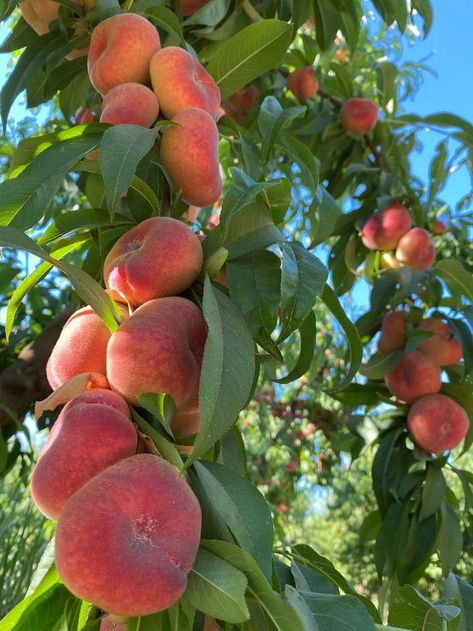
[[103, 217, 203, 307], [150, 47, 220, 119], [384, 351, 441, 404], [417, 318, 463, 366], [340, 98, 378, 135], [378, 311, 407, 354], [225, 84, 258, 114], [395, 227, 436, 270], [204, 617, 224, 631], [46, 306, 126, 390], [106, 297, 207, 437], [287, 67, 318, 100], [100, 83, 159, 127], [100, 618, 127, 631], [160, 108, 222, 208], [55, 454, 202, 616], [170, 0, 210, 15], [20, 0, 60, 35], [432, 219, 448, 234], [31, 389, 136, 519], [88, 14, 161, 95], [407, 394, 469, 454], [361, 203, 412, 250]]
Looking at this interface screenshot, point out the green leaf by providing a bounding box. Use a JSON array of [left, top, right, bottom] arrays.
[[143, 6, 186, 45], [183, 548, 249, 623], [437, 502, 463, 576], [207, 20, 292, 99], [377, 62, 397, 108], [279, 132, 319, 192], [388, 585, 461, 630], [220, 168, 280, 239], [0, 585, 71, 631], [0, 18, 36, 53], [412, 0, 433, 36], [312, 0, 339, 51], [188, 278, 255, 465], [444, 574, 473, 631], [285, 586, 319, 630], [0, 128, 103, 230], [194, 461, 274, 580], [5, 236, 90, 339], [329, 61, 353, 99], [300, 592, 377, 631], [137, 392, 177, 439], [202, 540, 303, 631], [0, 227, 120, 332], [420, 466, 447, 521], [226, 250, 281, 358], [1, 31, 62, 130], [436, 260, 473, 302], [359, 351, 403, 379], [100, 125, 160, 220], [272, 310, 317, 384], [427, 139, 448, 207], [38, 209, 132, 245], [279, 242, 327, 340], [331, 0, 360, 51], [258, 97, 305, 163], [320, 285, 363, 393]]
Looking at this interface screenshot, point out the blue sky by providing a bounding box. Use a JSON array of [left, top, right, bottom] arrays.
[[399, 0, 472, 208]]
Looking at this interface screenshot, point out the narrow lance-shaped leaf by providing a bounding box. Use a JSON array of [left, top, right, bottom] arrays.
[[0, 227, 120, 332], [188, 278, 255, 466], [279, 242, 327, 341], [320, 285, 363, 393], [100, 125, 161, 220], [207, 20, 293, 99]]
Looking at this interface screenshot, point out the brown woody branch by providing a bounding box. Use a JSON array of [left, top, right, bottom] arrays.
[[0, 311, 72, 427]]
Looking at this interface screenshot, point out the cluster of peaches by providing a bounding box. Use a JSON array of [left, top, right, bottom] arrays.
[[286, 65, 379, 135], [30, 217, 210, 627], [85, 12, 222, 208], [21, 1, 222, 208], [361, 201, 437, 270], [377, 310, 469, 454]]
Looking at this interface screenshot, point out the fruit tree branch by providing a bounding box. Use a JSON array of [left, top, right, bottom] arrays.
[[0, 310, 72, 427]]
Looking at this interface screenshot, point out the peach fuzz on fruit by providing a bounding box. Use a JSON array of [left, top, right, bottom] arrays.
[[340, 97, 378, 135], [395, 227, 436, 270], [47, 305, 126, 390], [160, 108, 222, 208], [407, 393, 469, 454], [106, 297, 207, 437], [170, 0, 210, 15], [287, 67, 318, 100], [31, 389, 136, 519], [384, 351, 441, 404], [377, 311, 407, 354], [150, 46, 220, 119], [55, 454, 202, 616], [103, 217, 203, 307], [417, 317, 463, 366], [88, 14, 160, 95], [100, 83, 159, 127], [361, 203, 412, 250]]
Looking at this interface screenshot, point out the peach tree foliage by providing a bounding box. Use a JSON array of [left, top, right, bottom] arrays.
[[0, 0, 473, 629]]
